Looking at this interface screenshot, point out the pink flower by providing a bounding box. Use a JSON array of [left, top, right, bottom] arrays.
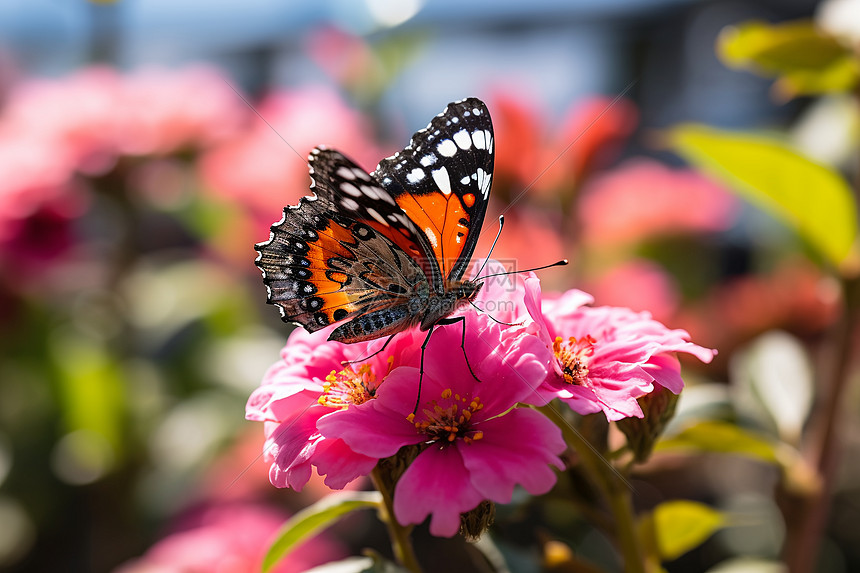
[[488, 93, 637, 195], [473, 208, 567, 279], [246, 327, 422, 491], [584, 260, 680, 322], [199, 87, 380, 224], [579, 158, 739, 248], [116, 66, 245, 156], [113, 503, 342, 573], [524, 279, 716, 421], [1, 66, 244, 170], [317, 312, 564, 537]]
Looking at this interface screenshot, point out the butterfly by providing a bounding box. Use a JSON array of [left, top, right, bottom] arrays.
[[255, 97, 493, 364]]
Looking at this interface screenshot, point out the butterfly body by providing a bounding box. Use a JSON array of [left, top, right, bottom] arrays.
[[255, 98, 493, 345]]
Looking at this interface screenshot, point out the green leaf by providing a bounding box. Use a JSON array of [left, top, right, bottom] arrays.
[[262, 491, 383, 573], [650, 501, 725, 561], [50, 331, 125, 452], [656, 420, 779, 464], [668, 124, 858, 268], [718, 19, 859, 96]]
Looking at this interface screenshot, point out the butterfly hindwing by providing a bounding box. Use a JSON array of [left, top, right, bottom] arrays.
[[255, 192, 427, 338], [373, 97, 494, 285]]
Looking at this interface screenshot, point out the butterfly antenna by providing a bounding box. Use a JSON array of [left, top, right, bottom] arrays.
[[469, 300, 520, 326], [474, 215, 505, 278], [479, 259, 568, 280]]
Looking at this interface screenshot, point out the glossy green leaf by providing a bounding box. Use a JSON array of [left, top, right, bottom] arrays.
[[718, 19, 859, 96], [263, 491, 383, 573], [651, 501, 725, 561], [656, 420, 779, 464], [668, 124, 858, 268]]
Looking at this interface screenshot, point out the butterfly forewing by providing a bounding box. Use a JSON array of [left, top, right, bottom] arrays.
[[373, 98, 494, 286]]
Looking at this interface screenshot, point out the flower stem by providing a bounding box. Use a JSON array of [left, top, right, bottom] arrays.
[[781, 274, 860, 572], [371, 466, 423, 573], [541, 406, 648, 573]]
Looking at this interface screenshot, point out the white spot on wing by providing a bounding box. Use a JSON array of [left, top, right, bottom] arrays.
[[337, 166, 356, 180], [437, 139, 457, 157], [424, 227, 438, 249], [366, 207, 389, 226], [341, 197, 359, 210], [432, 167, 451, 195], [476, 168, 492, 199], [378, 191, 396, 206], [341, 182, 362, 197], [361, 185, 381, 200], [406, 168, 426, 183], [460, 176, 470, 185], [353, 168, 370, 181], [453, 129, 472, 150], [472, 130, 486, 149], [420, 154, 437, 167]]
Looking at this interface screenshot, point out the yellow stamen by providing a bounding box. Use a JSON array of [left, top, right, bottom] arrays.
[[318, 364, 379, 409], [553, 335, 596, 386]]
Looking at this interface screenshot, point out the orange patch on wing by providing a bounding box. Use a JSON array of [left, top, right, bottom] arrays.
[[317, 291, 359, 314], [306, 219, 356, 264], [365, 221, 424, 259], [396, 192, 470, 278], [325, 271, 349, 284], [462, 193, 476, 208]]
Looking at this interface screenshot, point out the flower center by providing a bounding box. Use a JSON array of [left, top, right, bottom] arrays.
[[318, 363, 381, 409], [410, 388, 484, 445], [553, 335, 596, 386]]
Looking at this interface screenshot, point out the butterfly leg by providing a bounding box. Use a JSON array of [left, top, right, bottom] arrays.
[[436, 316, 480, 382], [413, 317, 480, 414], [413, 327, 436, 414], [341, 334, 397, 366]]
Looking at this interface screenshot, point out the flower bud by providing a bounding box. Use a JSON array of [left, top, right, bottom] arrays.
[[616, 385, 679, 463]]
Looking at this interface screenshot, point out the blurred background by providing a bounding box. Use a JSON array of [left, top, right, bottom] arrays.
[[1, 0, 852, 572]]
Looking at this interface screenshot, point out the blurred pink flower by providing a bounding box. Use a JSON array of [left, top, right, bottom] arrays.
[[474, 207, 567, 277], [524, 279, 715, 421], [489, 94, 543, 191], [537, 95, 638, 193], [318, 312, 562, 537], [246, 326, 421, 491], [2, 65, 244, 169], [584, 260, 681, 322], [1, 67, 122, 174], [679, 259, 841, 356], [0, 65, 246, 271], [579, 158, 739, 247], [116, 66, 246, 156], [489, 93, 637, 196], [199, 87, 379, 224], [114, 503, 341, 573]]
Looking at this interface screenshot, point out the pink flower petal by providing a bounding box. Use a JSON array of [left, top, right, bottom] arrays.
[[393, 446, 484, 537], [312, 437, 377, 490], [317, 369, 423, 458], [462, 408, 565, 501]]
